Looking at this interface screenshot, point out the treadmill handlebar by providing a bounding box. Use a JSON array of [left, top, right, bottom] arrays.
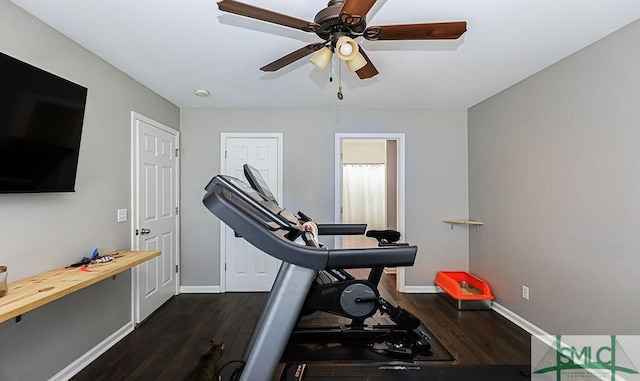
[[203, 175, 417, 271], [327, 246, 417, 269], [296, 210, 367, 236], [316, 223, 367, 236]]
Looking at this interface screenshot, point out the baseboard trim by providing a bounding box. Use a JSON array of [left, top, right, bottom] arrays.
[[402, 286, 548, 337], [492, 302, 548, 336], [49, 321, 134, 381], [402, 285, 439, 294], [180, 285, 222, 293]]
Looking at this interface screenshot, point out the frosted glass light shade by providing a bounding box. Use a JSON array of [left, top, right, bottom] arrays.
[[346, 51, 367, 72], [310, 47, 333, 70], [335, 36, 359, 61]]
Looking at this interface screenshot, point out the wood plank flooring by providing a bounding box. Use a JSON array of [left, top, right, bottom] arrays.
[[71, 273, 531, 381]]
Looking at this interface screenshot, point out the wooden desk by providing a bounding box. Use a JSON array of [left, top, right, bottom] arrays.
[[0, 250, 160, 324]]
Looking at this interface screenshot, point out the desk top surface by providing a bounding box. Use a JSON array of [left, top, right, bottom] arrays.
[[0, 250, 160, 324]]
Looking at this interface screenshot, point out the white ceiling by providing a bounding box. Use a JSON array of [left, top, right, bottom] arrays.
[[10, 0, 640, 109]]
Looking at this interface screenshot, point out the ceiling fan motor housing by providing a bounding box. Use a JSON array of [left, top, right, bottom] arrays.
[[314, 0, 366, 41]]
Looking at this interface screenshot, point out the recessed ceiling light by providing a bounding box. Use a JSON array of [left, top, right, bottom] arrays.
[[194, 89, 210, 97]]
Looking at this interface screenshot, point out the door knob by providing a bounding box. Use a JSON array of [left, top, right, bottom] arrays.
[[140, 228, 151, 235]]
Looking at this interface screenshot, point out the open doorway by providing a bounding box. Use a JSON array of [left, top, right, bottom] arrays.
[[335, 133, 406, 291], [341, 139, 395, 249]]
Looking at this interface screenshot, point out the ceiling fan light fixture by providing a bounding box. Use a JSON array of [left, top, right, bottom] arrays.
[[345, 51, 367, 72], [335, 36, 359, 61], [310, 46, 333, 70]]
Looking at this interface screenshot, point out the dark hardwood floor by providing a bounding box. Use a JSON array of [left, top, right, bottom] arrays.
[[71, 273, 531, 381]]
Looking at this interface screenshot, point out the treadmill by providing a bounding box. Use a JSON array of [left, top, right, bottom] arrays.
[[242, 164, 430, 339], [203, 174, 418, 381]]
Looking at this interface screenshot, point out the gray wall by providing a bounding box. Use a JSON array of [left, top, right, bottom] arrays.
[[180, 108, 469, 288], [0, 1, 179, 380], [468, 20, 640, 334]]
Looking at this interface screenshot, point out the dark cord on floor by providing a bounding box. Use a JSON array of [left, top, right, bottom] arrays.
[[218, 360, 245, 381]]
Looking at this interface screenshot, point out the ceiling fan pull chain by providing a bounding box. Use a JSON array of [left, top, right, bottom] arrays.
[[329, 56, 334, 82], [337, 61, 344, 100]]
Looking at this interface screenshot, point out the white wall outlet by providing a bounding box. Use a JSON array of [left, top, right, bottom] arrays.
[[117, 208, 128, 223], [522, 285, 530, 300]]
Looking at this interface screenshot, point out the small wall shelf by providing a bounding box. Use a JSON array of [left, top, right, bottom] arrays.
[[443, 219, 485, 231], [0, 250, 160, 324]]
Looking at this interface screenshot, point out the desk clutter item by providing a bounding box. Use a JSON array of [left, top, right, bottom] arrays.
[[435, 271, 494, 310]]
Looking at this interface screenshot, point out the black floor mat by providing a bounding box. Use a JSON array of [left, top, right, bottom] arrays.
[[280, 363, 531, 381], [281, 324, 454, 363]]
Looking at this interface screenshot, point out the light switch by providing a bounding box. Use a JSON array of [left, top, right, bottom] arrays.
[[117, 208, 128, 223]]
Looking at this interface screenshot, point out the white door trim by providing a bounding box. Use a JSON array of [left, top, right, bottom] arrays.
[[130, 111, 180, 322], [335, 133, 407, 292], [219, 132, 283, 293]]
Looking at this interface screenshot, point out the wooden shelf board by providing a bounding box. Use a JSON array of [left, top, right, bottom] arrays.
[[442, 219, 485, 226], [0, 250, 160, 324]]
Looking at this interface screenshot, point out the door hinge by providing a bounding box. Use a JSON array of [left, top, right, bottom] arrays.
[[225, 263, 227, 271], [225, 150, 227, 159], [175, 206, 179, 215], [175, 264, 179, 273], [175, 148, 180, 157]]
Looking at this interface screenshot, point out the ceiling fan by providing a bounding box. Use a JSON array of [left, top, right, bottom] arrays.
[[217, 0, 467, 80]]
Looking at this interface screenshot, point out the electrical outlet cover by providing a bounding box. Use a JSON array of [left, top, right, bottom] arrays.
[[522, 285, 529, 300]]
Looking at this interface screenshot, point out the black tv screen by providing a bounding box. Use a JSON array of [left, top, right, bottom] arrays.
[[0, 51, 87, 193]]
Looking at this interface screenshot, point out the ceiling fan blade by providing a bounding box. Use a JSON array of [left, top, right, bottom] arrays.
[[339, 0, 377, 25], [260, 43, 326, 72], [364, 22, 467, 40], [218, 0, 320, 33], [355, 48, 379, 79]]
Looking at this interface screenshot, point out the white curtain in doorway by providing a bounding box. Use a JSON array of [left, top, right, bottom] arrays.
[[343, 164, 386, 230]]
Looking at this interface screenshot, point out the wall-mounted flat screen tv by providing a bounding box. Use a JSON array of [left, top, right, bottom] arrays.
[[0, 51, 87, 193]]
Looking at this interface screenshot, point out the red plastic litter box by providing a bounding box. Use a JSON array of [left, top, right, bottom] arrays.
[[435, 271, 494, 310]]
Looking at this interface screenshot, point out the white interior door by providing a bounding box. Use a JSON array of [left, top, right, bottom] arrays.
[[132, 113, 179, 323], [221, 133, 282, 292]]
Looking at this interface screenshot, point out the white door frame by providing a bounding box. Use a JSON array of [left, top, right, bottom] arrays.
[[219, 132, 283, 293], [130, 111, 180, 322], [335, 133, 407, 292]]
